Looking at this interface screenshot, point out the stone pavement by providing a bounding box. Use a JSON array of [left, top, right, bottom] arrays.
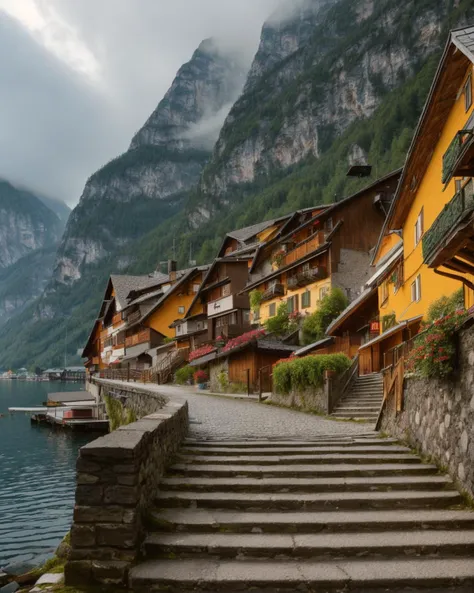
[[127, 383, 373, 439]]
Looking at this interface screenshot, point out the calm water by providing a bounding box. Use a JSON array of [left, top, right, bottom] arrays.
[[0, 380, 99, 572]]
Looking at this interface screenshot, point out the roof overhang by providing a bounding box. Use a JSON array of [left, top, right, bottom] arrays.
[[366, 245, 404, 287], [294, 337, 334, 357], [359, 316, 423, 351], [327, 286, 378, 336]]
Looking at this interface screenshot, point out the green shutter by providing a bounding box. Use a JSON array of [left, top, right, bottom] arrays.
[[302, 290, 311, 308], [269, 303, 276, 317], [287, 297, 294, 314]]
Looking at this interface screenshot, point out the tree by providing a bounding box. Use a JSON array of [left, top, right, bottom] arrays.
[[302, 287, 349, 344]]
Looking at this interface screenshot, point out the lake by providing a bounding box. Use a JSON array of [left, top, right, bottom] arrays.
[[0, 380, 98, 572]]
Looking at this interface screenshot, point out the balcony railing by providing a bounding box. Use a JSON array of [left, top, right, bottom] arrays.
[[126, 310, 141, 325], [261, 283, 285, 302], [442, 113, 474, 183], [422, 180, 474, 264], [125, 328, 151, 348], [287, 267, 327, 289], [284, 232, 324, 266]]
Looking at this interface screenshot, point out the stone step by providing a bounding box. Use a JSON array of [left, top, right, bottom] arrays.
[[149, 508, 474, 534], [155, 489, 462, 511], [144, 529, 474, 560], [174, 453, 422, 466], [336, 403, 380, 414], [169, 462, 439, 478], [331, 413, 378, 420], [129, 557, 474, 592], [180, 445, 411, 456], [182, 437, 382, 448], [159, 474, 453, 493]]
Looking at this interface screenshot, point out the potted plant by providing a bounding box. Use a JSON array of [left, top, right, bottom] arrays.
[[194, 370, 209, 390], [215, 335, 225, 348]]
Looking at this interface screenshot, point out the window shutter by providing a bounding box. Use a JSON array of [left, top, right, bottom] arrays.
[[287, 297, 294, 314]]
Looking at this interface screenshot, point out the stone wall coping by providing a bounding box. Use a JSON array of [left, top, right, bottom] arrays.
[[80, 400, 188, 457], [93, 377, 170, 402]]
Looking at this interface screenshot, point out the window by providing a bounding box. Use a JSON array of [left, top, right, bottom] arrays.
[[301, 290, 311, 309], [253, 309, 260, 321], [287, 295, 299, 314], [269, 302, 276, 317], [325, 218, 333, 232], [178, 306, 185, 314], [381, 280, 389, 305], [414, 208, 424, 246], [319, 286, 329, 300], [411, 275, 422, 303], [464, 75, 472, 112], [192, 283, 200, 293], [176, 325, 182, 335], [222, 283, 231, 297], [302, 262, 310, 272], [243, 310, 250, 324]]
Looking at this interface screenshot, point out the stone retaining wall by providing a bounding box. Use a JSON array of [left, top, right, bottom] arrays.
[[94, 378, 167, 419], [65, 394, 188, 587], [379, 323, 474, 498], [270, 385, 328, 414]]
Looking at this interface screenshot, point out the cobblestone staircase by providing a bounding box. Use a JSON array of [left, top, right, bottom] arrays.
[[129, 434, 474, 592], [331, 372, 383, 422]]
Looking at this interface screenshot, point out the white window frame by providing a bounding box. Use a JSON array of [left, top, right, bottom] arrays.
[[411, 275, 421, 303], [414, 208, 424, 246], [178, 306, 185, 314], [464, 75, 472, 112]]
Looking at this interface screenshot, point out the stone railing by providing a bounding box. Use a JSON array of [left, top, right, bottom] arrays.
[[65, 381, 188, 588]]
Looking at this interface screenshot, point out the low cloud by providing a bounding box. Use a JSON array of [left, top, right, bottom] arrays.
[[0, 0, 284, 205]]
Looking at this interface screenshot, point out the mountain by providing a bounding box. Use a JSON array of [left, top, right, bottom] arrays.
[[0, 180, 66, 325], [1, 0, 474, 369], [52, 38, 247, 287], [36, 194, 71, 222]]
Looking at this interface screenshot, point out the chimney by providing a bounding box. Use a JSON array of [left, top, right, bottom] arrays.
[[168, 260, 177, 282]]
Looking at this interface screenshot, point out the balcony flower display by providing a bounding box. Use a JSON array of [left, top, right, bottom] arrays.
[[222, 329, 266, 353], [189, 344, 215, 362]]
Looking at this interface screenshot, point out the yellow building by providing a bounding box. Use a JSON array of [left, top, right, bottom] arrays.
[[357, 27, 474, 375], [373, 27, 474, 328]]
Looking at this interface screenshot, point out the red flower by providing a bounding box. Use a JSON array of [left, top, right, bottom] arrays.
[[189, 344, 215, 362]]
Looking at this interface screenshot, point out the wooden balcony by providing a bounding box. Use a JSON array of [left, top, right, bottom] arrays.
[[125, 328, 151, 348], [112, 312, 123, 326], [442, 115, 474, 184], [261, 284, 284, 302], [284, 232, 324, 266], [100, 328, 109, 340], [287, 267, 327, 289], [127, 310, 141, 325], [423, 180, 474, 267]]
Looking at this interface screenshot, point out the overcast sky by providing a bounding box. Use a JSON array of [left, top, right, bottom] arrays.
[[0, 0, 281, 206]]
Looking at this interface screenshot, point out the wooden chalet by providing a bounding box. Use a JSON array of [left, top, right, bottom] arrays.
[[121, 263, 209, 369], [242, 171, 401, 326]]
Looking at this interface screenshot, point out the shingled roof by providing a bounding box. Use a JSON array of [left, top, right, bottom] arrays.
[[111, 274, 168, 311]]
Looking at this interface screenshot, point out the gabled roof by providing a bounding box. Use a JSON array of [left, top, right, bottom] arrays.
[[227, 220, 280, 243], [326, 286, 378, 336], [384, 26, 474, 232], [111, 274, 166, 311]]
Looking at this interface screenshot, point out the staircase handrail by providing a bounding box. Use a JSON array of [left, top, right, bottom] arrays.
[[328, 354, 359, 414]]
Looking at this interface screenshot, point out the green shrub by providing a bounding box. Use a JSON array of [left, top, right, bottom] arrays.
[[217, 369, 229, 390], [175, 365, 194, 385], [249, 290, 263, 313], [265, 302, 291, 335], [408, 292, 467, 379], [427, 289, 464, 322], [273, 353, 351, 394], [302, 287, 349, 344]]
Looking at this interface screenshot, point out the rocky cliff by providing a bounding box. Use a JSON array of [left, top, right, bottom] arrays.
[[52, 38, 247, 286], [195, 0, 465, 221], [0, 180, 67, 326]]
